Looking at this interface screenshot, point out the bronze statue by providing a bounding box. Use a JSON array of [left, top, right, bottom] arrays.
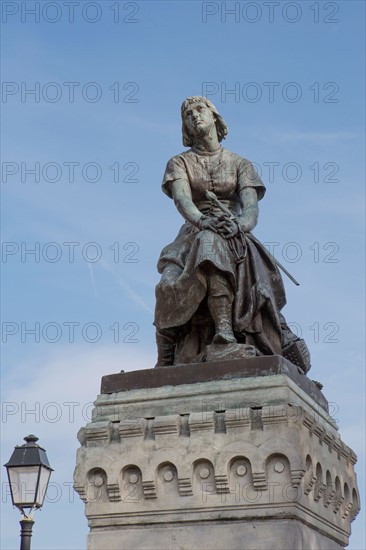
[[154, 96, 310, 371]]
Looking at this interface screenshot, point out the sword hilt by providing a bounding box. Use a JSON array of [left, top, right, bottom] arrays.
[[205, 190, 235, 219]]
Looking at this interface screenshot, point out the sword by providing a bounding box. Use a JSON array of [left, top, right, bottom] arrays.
[[206, 190, 235, 220], [205, 190, 300, 286]]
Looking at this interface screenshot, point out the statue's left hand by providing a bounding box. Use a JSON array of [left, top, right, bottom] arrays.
[[216, 215, 239, 239]]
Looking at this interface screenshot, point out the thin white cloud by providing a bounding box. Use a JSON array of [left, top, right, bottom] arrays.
[[99, 258, 154, 314], [87, 262, 98, 298]]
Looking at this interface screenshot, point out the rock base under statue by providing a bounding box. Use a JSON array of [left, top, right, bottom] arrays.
[[205, 342, 256, 362], [74, 356, 360, 550]]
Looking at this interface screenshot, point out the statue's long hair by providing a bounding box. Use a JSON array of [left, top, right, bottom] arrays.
[[181, 96, 228, 147]]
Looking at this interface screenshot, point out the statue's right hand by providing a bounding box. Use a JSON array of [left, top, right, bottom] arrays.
[[198, 216, 218, 232]]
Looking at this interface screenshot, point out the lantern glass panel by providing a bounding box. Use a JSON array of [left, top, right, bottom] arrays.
[[35, 466, 52, 507], [7, 466, 40, 507]]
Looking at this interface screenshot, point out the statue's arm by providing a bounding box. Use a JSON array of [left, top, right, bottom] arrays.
[[238, 187, 259, 232], [171, 179, 204, 226]]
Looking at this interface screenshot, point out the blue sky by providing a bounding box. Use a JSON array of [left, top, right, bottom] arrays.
[[1, 1, 365, 548]]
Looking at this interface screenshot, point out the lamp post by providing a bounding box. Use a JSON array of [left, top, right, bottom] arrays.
[[4, 435, 53, 550]]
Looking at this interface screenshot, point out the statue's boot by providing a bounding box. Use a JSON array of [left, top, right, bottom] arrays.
[[208, 295, 237, 345], [155, 328, 178, 367]]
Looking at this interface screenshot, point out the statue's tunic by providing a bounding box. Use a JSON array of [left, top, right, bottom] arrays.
[[154, 147, 287, 359]]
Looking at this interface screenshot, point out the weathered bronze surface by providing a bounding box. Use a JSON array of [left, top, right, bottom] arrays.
[[154, 97, 310, 372]]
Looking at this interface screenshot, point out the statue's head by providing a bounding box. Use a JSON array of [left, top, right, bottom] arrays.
[[181, 96, 228, 147]]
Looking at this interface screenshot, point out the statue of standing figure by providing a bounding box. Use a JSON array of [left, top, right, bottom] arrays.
[[154, 96, 310, 372]]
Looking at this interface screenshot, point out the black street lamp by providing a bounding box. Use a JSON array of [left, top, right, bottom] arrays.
[[4, 435, 53, 550]]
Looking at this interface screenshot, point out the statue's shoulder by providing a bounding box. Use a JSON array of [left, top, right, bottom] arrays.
[[166, 149, 194, 165], [162, 150, 194, 197], [222, 148, 252, 166]]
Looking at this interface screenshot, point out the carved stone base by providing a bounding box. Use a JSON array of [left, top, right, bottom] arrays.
[[74, 357, 360, 550]]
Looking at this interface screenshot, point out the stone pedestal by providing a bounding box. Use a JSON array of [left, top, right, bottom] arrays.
[[74, 357, 360, 549]]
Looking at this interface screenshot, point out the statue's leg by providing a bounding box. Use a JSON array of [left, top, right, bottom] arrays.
[[207, 266, 236, 345], [155, 326, 180, 367], [155, 263, 183, 367]]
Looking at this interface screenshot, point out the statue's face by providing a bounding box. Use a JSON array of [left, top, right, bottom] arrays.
[[184, 102, 215, 140]]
